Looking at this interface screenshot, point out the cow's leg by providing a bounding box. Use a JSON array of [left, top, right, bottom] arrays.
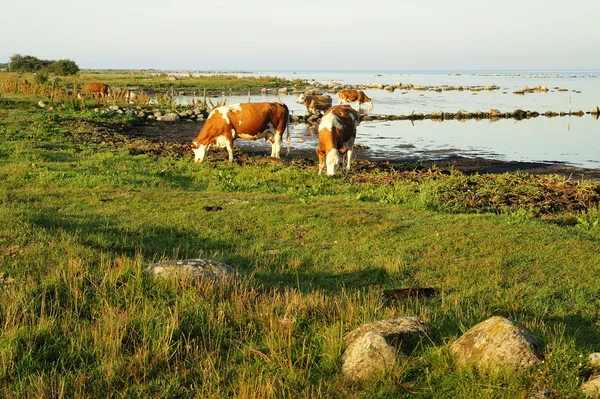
[[272, 132, 282, 158], [226, 138, 234, 162], [317, 149, 325, 175], [346, 138, 355, 171]]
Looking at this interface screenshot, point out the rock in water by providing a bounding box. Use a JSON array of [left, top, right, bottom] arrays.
[[144, 259, 239, 284], [450, 316, 543, 371]]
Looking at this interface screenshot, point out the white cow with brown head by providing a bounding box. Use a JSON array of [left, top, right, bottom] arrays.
[[316, 105, 360, 176]]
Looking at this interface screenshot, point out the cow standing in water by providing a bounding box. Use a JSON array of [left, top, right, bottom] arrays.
[[316, 105, 360, 176], [337, 89, 373, 109], [296, 93, 333, 114], [190, 102, 290, 163], [78, 82, 110, 99]]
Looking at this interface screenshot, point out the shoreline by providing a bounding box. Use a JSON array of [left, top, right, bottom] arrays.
[[129, 121, 600, 182]]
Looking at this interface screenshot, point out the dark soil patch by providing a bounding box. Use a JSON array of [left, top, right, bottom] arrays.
[[127, 120, 600, 182]]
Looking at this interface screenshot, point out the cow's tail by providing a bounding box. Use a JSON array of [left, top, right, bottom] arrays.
[[285, 105, 291, 156]]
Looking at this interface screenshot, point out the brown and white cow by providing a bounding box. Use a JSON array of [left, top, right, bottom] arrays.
[[316, 105, 360, 176], [78, 82, 110, 99], [296, 93, 332, 114], [337, 89, 373, 109], [190, 102, 290, 163]]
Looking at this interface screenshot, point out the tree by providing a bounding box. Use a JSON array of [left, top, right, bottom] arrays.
[[49, 59, 79, 75], [9, 54, 52, 73]]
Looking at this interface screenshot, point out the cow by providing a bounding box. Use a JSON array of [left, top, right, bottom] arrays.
[[337, 89, 373, 109], [78, 82, 110, 99], [316, 105, 360, 176], [190, 102, 290, 163], [296, 93, 333, 114]]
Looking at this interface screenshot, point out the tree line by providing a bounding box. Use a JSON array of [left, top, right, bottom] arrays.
[[7, 54, 80, 76]]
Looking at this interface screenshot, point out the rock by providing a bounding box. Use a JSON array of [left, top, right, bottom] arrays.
[[512, 109, 527, 119], [450, 316, 543, 371], [384, 86, 395, 92], [429, 110, 444, 119], [582, 376, 600, 397], [157, 112, 180, 122], [591, 106, 600, 115], [344, 317, 429, 346], [455, 110, 472, 119], [109, 105, 119, 111], [146, 115, 156, 121], [341, 332, 399, 381], [166, 75, 177, 81], [590, 353, 600, 367], [38, 101, 47, 108], [278, 87, 288, 94], [144, 258, 239, 284], [137, 111, 146, 118]]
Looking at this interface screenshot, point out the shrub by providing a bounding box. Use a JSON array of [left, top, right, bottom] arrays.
[[49, 59, 79, 76]]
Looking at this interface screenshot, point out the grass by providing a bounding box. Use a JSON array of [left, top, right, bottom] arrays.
[[1, 92, 600, 397], [0, 70, 308, 95]]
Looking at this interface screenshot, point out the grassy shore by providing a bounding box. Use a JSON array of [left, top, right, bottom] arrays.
[[1, 91, 600, 398], [0, 70, 308, 94]]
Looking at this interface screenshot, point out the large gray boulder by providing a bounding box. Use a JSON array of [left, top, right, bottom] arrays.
[[450, 316, 543, 371], [341, 317, 429, 381], [342, 332, 398, 381], [144, 258, 239, 284]]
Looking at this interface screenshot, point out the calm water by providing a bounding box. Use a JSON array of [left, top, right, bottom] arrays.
[[174, 70, 600, 168]]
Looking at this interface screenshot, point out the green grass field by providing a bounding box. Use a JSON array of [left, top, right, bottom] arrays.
[[1, 90, 600, 398]]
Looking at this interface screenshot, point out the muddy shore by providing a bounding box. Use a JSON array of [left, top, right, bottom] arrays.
[[128, 121, 600, 182]]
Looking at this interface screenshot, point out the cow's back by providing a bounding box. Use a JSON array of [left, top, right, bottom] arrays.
[[227, 102, 288, 135]]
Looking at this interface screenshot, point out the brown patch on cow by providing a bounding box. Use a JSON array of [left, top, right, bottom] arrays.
[[80, 82, 110, 99], [338, 89, 372, 105]]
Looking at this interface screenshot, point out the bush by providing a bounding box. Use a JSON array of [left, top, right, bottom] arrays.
[[49, 59, 79, 76], [9, 54, 79, 76], [34, 71, 49, 84]]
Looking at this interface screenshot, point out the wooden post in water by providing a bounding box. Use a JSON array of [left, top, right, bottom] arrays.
[[248, 91, 251, 103]]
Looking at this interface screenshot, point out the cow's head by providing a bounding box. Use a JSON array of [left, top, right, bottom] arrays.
[[189, 140, 209, 163], [296, 93, 306, 104], [325, 149, 342, 176]]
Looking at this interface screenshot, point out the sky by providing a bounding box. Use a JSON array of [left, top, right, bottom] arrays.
[[1, 0, 599, 71]]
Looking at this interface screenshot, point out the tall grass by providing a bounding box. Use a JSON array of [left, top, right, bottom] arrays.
[[2, 95, 600, 397]]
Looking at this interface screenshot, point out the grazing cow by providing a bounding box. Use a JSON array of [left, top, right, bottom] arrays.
[[296, 93, 333, 114], [337, 89, 373, 108], [190, 102, 290, 163], [316, 105, 360, 176], [78, 82, 110, 99]]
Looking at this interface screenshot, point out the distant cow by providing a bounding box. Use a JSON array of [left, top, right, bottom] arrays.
[[337, 89, 373, 108], [190, 102, 290, 163], [78, 82, 110, 99], [296, 93, 332, 114], [316, 105, 360, 176]]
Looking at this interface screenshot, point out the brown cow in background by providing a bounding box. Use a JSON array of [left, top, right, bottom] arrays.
[[78, 82, 110, 99]]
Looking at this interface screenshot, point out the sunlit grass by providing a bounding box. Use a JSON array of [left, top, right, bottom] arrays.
[[1, 96, 600, 397]]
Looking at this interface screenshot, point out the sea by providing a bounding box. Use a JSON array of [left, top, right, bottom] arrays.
[[173, 70, 600, 169]]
